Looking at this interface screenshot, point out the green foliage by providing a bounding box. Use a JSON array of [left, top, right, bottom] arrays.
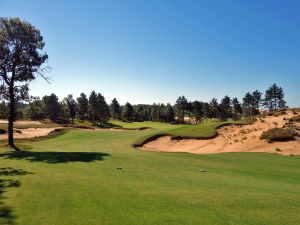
[[264, 84, 286, 111], [27, 98, 44, 120], [175, 96, 188, 123], [110, 98, 121, 120], [42, 94, 60, 120], [76, 93, 88, 121], [97, 93, 110, 125], [65, 94, 77, 122], [122, 102, 134, 121], [192, 101, 203, 124], [165, 104, 175, 123], [88, 91, 98, 124]]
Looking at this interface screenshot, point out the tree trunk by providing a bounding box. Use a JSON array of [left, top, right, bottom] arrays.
[[8, 83, 18, 150]]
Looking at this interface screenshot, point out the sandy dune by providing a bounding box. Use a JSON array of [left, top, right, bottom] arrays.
[[142, 111, 300, 155]]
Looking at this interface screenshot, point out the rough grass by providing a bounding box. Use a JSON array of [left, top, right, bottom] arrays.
[[260, 128, 296, 141], [0, 122, 299, 225]]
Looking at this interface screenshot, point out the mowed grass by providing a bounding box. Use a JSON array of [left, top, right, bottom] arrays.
[[0, 122, 299, 225]]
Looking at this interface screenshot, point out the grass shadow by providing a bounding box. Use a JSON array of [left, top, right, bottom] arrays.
[[0, 151, 110, 164], [0, 167, 33, 225]]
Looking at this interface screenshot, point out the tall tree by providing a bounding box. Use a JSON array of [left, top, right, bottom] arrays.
[[175, 96, 188, 123], [77, 93, 88, 122], [97, 93, 110, 125], [264, 84, 286, 111], [110, 98, 121, 120], [209, 98, 219, 120], [220, 95, 232, 120], [151, 103, 159, 121], [186, 101, 194, 124], [42, 94, 60, 120], [232, 97, 242, 116], [202, 102, 211, 120], [165, 104, 175, 123], [0, 17, 48, 149], [242, 92, 254, 116], [88, 91, 98, 124], [122, 102, 134, 121], [252, 90, 262, 113], [192, 101, 203, 124], [65, 94, 77, 122], [27, 98, 44, 120]]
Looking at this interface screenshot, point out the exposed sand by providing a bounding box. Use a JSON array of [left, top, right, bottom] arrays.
[[0, 128, 61, 140], [142, 111, 300, 155], [0, 120, 42, 125]]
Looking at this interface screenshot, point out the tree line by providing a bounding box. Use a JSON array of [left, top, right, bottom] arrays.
[[0, 83, 286, 125]]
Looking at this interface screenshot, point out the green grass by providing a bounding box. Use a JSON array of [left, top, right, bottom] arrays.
[[0, 122, 299, 225]]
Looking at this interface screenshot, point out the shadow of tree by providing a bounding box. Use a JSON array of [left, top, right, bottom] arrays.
[[0, 168, 33, 225], [0, 151, 110, 164]]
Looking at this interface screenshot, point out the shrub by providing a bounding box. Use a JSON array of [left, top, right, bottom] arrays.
[[290, 115, 300, 123], [243, 116, 257, 125], [260, 128, 296, 142]]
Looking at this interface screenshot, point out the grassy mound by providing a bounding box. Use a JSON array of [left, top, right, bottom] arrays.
[[134, 120, 248, 147], [260, 128, 296, 142]]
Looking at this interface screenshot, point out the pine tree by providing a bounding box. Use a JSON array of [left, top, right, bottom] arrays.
[[65, 94, 77, 122], [165, 104, 175, 123], [252, 90, 262, 113], [175, 96, 188, 123], [220, 95, 231, 120], [88, 91, 98, 124], [264, 84, 286, 111], [209, 98, 219, 120], [232, 97, 242, 116], [192, 101, 203, 124], [122, 102, 134, 121], [42, 94, 60, 120], [77, 93, 88, 121], [110, 98, 121, 120], [97, 93, 110, 126]]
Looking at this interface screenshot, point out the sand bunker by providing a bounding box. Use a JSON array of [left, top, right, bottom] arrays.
[[142, 111, 300, 155], [0, 128, 61, 140]]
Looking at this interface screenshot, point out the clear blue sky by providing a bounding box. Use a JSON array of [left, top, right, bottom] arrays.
[[1, 0, 300, 106]]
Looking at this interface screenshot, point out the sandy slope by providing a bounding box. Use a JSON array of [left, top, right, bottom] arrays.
[[142, 111, 300, 155]]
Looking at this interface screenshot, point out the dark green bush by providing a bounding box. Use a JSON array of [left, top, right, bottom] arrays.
[[260, 128, 296, 142]]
